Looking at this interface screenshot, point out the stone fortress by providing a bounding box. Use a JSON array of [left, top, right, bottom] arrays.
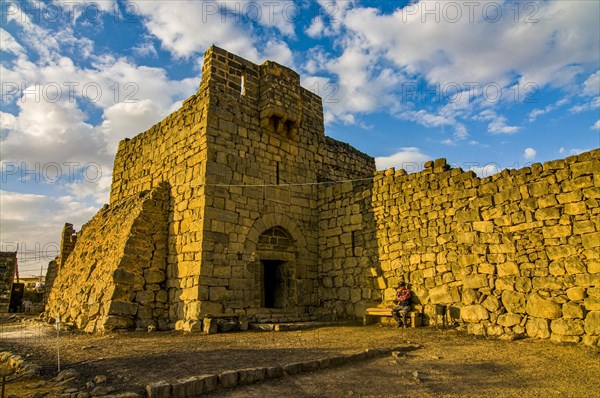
[[45, 46, 600, 345]]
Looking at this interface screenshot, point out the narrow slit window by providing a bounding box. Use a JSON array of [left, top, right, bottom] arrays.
[[240, 69, 247, 96], [276, 162, 280, 185]]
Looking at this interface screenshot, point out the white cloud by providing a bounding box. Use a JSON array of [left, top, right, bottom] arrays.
[[130, 0, 295, 66], [375, 147, 431, 172], [583, 70, 600, 97], [524, 147, 537, 160], [307, 1, 599, 130], [570, 97, 600, 114], [99, 99, 163, 153], [0, 189, 100, 274], [593, 120, 600, 130], [133, 40, 158, 58], [528, 98, 570, 122], [475, 110, 521, 135], [469, 164, 502, 178], [0, 28, 25, 56], [306, 17, 326, 38], [489, 117, 520, 134]]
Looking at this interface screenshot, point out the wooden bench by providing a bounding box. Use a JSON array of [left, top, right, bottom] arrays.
[[363, 307, 422, 327]]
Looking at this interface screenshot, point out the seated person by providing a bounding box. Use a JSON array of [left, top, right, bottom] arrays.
[[391, 282, 412, 327]]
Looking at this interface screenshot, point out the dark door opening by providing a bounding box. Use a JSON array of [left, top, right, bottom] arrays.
[[262, 260, 286, 308]]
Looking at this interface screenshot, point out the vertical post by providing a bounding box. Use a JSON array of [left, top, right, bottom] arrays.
[[56, 316, 61, 373], [1, 375, 5, 398]]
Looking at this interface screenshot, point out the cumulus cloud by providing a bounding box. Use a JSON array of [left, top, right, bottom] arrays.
[[593, 120, 600, 130], [524, 147, 537, 160], [0, 189, 100, 274], [305, 0, 599, 136], [130, 0, 295, 66], [375, 147, 431, 172]]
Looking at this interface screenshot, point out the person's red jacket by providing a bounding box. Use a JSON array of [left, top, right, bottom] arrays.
[[395, 288, 411, 303]]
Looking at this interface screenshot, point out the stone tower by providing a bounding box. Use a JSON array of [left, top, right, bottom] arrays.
[[45, 46, 375, 332]]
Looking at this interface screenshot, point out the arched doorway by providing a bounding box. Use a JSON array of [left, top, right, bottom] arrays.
[[257, 227, 297, 309]]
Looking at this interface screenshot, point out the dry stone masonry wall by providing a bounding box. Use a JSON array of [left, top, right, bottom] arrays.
[[319, 151, 600, 345]]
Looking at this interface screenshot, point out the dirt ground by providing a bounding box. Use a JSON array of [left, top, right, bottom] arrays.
[[1, 315, 599, 398]]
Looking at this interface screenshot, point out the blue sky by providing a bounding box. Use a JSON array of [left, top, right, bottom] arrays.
[[1, 0, 599, 276]]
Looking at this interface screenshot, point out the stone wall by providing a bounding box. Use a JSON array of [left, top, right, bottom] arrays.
[[319, 149, 600, 344], [45, 184, 169, 332], [0, 252, 17, 312]]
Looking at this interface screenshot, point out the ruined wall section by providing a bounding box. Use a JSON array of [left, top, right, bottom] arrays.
[[46, 184, 169, 332], [0, 252, 17, 312], [109, 78, 210, 330], [44, 223, 76, 303], [380, 150, 600, 344], [320, 149, 600, 344]]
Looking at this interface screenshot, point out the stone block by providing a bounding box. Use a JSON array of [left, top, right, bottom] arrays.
[[473, 221, 494, 233], [429, 286, 453, 304], [113, 269, 145, 286], [526, 317, 551, 339], [550, 334, 581, 344], [575, 274, 600, 287], [584, 298, 600, 311], [515, 277, 532, 293], [467, 323, 487, 336], [487, 325, 504, 336], [203, 318, 218, 334], [171, 375, 216, 397], [551, 319, 585, 336], [462, 289, 480, 305], [460, 305, 489, 322], [564, 202, 587, 215], [282, 362, 303, 375], [218, 370, 239, 388], [144, 269, 166, 284], [497, 262, 519, 276], [535, 208, 560, 220], [562, 302, 585, 319], [483, 295, 500, 312], [501, 291, 526, 314], [108, 301, 138, 317], [526, 293, 562, 319], [495, 277, 515, 291], [497, 313, 521, 327], [566, 287, 586, 301], [146, 382, 171, 398], [542, 225, 571, 239], [584, 311, 600, 335], [463, 274, 489, 289], [582, 232, 600, 249]]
